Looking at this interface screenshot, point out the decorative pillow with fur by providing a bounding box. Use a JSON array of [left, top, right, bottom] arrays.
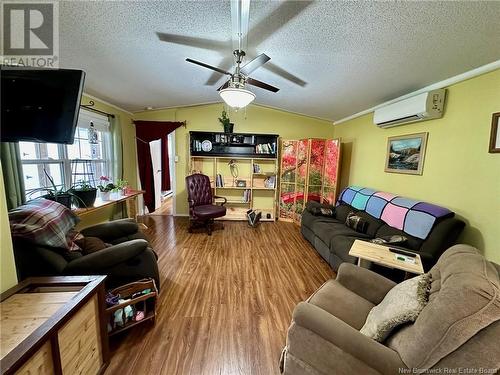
[[371, 235, 408, 246], [360, 273, 431, 342], [306, 201, 336, 217], [345, 211, 368, 233]]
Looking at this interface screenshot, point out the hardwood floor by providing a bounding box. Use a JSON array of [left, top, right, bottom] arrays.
[[106, 216, 334, 375], [150, 197, 173, 216]]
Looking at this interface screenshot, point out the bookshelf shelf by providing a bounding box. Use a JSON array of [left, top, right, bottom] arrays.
[[190, 131, 279, 221]]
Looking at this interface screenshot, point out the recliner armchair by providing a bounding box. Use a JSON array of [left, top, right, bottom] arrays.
[[13, 219, 160, 290], [281, 244, 500, 374]]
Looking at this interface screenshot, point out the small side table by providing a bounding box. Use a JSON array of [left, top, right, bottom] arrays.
[[349, 239, 424, 275]]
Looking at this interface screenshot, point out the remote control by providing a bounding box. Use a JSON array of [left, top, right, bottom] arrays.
[[389, 248, 417, 258]]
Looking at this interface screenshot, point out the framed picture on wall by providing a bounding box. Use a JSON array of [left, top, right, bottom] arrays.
[[489, 112, 500, 153], [385, 132, 428, 175]]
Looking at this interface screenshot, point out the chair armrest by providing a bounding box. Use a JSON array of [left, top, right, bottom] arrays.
[[336, 263, 396, 305], [80, 219, 139, 240], [292, 302, 405, 374], [213, 195, 227, 206], [65, 239, 148, 273]]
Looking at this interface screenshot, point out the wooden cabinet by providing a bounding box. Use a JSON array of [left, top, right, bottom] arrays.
[[279, 138, 341, 222], [0, 276, 109, 375]]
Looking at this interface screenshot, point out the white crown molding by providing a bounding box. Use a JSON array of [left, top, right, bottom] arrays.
[[333, 60, 500, 125], [132, 101, 221, 114], [82, 92, 135, 116]]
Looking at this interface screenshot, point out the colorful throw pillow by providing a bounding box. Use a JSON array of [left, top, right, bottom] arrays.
[[360, 273, 431, 342], [9, 198, 81, 251], [371, 235, 408, 246], [74, 236, 110, 255], [345, 211, 368, 234]]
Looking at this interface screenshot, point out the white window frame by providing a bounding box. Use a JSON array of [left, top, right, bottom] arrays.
[[20, 109, 112, 200]]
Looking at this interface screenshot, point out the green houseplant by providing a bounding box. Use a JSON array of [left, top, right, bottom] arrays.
[[27, 169, 77, 209], [218, 110, 234, 133], [69, 180, 97, 208], [97, 176, 116, 201]]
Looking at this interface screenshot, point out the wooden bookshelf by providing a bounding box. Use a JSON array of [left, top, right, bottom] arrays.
[[189, 132, 279, 221]]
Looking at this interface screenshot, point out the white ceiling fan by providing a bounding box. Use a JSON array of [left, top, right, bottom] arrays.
[[157, 0, 311, 108]]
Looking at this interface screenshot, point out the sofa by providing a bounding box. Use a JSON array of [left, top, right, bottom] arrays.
[[280, 244, 500, 374], [301, 186, 465, 272], [13, 219, 160, 290]]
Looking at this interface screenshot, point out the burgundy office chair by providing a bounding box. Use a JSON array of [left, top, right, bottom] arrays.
[[186, 174, 227, 235]]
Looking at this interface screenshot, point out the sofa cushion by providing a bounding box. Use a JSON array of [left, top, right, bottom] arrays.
[[386, 245, 500, 369], [307, 279, 375, 330], [301, 210, 338, 231], [354, 211, 385, 238], [334, 203, 355, 223]]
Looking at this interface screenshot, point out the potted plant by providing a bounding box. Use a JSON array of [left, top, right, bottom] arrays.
[[27, 170, 76, 209], [69, 180, 97, 208], [97, 176, 116, 201], [218, 110, 234, 133], [111, 179, 128, 199]]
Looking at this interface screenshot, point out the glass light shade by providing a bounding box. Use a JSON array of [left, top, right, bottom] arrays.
[[219, 87, 255, 109]]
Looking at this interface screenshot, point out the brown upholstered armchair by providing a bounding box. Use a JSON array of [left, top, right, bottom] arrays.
[[186, 173, 227, 235]]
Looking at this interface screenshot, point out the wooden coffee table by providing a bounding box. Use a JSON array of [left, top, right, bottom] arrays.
[[349, 239, 424, 275]]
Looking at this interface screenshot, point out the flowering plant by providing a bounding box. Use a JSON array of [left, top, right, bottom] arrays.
[[97, 176, 116, 192]]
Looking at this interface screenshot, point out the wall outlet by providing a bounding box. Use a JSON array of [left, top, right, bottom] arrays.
[[174, 155, 179, 162]]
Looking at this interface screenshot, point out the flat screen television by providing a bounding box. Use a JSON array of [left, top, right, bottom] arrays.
[[1, 67, 85, 144]]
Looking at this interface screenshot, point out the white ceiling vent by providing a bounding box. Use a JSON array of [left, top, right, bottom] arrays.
[[374, 89, 446, 128]]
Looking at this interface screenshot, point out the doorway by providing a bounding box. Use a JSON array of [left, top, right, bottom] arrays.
[[149, 132, 175, 215]]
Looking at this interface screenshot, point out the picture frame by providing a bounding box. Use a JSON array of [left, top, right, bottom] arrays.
[[488, 112, 500, 153], [385, 132, 428, 175]]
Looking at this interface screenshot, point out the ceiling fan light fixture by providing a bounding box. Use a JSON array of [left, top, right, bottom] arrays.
[[219, 87, 255, 109]]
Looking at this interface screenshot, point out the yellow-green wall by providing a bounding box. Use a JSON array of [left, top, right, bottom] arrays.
[[0, 163, 18, 292], [134, 103, 333, 215], [333, 69, 500, 262]]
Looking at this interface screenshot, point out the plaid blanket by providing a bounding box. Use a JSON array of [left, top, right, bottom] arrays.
[[338, 186, 454, 240], [9, 199, 82, 251]]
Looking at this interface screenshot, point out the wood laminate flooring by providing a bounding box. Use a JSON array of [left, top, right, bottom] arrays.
[[106, 216, 334, 375]]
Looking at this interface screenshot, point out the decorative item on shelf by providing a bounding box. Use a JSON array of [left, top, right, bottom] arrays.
[[69, 180, 97, 208], [264, 175, 276, 189], [201, 140, 212, 152], [253, 163, 261, 173], [385, 132, 428, 175], [236, 180, 247, 188], [228, 159, 238, 186], [488, 112, 500, 153], [218, 110, 234, 133]]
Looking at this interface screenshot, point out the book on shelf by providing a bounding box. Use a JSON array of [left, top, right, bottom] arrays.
[[242, 189, 251, 203], [253, 164, 261, 173], [216, 174, 224, 187]]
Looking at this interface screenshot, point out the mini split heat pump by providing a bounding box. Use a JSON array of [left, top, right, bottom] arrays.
[[373, 89, 446, 128]]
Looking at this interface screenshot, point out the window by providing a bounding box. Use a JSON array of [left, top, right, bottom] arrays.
[[20, 110, 112, 200]]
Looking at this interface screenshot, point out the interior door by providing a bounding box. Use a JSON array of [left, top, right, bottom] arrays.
[[149, 139, 162, 211]]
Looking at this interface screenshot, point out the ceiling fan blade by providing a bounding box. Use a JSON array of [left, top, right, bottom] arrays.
[[156, 32, 226, 52], [231, 0, 250, 52], [248, 1, 313, 47], [205, 56, 234, 86], [263, 61, 307, 87], [246, 77, 280, 93], [217, 80, 231, 91], [240, 53, 271, 75], [186, 58, 232, 76]]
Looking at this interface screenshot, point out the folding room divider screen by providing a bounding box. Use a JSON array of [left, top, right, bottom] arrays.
[[279, 138, 341, 223]]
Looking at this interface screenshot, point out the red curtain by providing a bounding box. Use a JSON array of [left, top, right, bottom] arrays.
[[134, 121, 184, 213]]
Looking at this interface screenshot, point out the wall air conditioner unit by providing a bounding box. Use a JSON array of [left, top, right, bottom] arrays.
[[374, 89, 446, 128]]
